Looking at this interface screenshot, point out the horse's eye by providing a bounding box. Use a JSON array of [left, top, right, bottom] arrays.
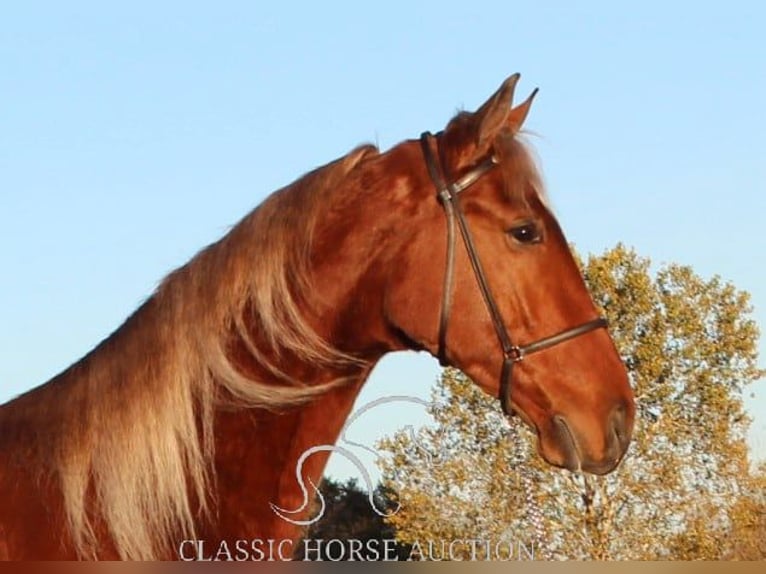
[[508, 222, 542, 244]]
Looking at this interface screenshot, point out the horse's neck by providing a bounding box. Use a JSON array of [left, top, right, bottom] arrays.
[[198, 159, 421, 549], [206, 370, 370, 547]]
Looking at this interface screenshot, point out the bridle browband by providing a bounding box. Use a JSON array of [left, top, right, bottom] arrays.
[[419, 131, 608, 417]]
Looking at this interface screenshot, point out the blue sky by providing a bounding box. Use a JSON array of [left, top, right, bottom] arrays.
[[0, 1, 764, 481]]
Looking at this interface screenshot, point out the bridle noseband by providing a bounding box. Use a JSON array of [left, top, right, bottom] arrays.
[[419, 131, 608, 417]]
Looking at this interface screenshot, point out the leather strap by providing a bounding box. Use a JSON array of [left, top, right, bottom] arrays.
[[419, 131, 607, 417]]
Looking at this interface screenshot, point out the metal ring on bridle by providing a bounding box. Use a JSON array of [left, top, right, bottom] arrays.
[[506, 346, 525, 363]]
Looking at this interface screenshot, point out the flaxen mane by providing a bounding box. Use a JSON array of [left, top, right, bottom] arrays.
[[0, 144, 377, 560]]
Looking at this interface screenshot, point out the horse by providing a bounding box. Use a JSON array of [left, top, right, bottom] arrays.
[[0, 74, 635, 560]]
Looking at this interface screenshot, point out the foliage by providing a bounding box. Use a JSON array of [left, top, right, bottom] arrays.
[[378, 244, 764, 560], [295, 477, 411, 561]]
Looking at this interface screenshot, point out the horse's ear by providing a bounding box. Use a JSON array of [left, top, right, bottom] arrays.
[[506, 87, 539, 133], [474, 74, 520, 148]]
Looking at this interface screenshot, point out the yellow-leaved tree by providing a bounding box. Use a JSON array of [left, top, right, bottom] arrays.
[[378, 244, 764, 560]]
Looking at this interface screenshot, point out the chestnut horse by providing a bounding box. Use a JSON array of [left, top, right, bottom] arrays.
[[0, 75, 634, 560]]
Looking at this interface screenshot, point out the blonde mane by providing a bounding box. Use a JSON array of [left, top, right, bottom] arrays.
[[6, 144, 377, 560]]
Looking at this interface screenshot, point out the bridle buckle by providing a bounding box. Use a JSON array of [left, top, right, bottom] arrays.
[[506, 346, 525, 363]]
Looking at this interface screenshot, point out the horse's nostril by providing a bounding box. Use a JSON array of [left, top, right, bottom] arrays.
[[610, 402, 631, 447], [545, 405, 634, 476], [550, 415, 582, 471]]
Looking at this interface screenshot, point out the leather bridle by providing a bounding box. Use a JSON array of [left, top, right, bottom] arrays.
[[419, 131, 608, 417]]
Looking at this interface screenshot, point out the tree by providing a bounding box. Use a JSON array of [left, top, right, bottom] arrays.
[[295, 477, 411, 561], [726, 463, 766, 560], [666, 462, 766, 560], [378, 244, 764, 560]]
